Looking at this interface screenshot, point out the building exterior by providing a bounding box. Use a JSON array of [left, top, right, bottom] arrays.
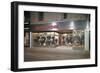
[[24, 11, 90, 51]]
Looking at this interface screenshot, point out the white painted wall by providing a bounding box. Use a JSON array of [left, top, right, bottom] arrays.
[[0, 0, 99, 73]]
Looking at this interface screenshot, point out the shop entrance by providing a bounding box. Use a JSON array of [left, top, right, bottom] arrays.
[[24, 30, 85, 49], [31, 31, 74, 47]]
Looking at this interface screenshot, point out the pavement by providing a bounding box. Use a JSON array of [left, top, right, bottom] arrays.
[[24, 46, 90, 62]]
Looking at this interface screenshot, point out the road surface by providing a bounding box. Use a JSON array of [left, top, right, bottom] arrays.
[[24, 46, 90, 62]]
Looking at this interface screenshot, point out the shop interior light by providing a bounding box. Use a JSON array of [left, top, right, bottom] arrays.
[[86, 21, 89, 29], [86, 21, 90, 31], [52, 22, 57, 26], [70, 21, 75, 29]]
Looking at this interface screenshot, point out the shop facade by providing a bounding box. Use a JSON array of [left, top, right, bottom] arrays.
[[24, 20, 90, 51], [24, 12, 90, 51]]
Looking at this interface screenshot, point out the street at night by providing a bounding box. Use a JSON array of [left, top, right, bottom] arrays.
[[24, 46, 90, 61]]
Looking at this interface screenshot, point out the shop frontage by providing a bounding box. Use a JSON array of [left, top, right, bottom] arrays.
[[24, 20, 90, 50], [29, 30, 84, 48]]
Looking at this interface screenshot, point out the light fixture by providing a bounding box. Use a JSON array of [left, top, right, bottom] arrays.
[[52, 22, 57, 26], [70, 21, 75, 29], [86, 21, 89, 29], [86, 21, 90, 31]]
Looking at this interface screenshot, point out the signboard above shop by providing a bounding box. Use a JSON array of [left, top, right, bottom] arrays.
[[30, 20, 88, 31]]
